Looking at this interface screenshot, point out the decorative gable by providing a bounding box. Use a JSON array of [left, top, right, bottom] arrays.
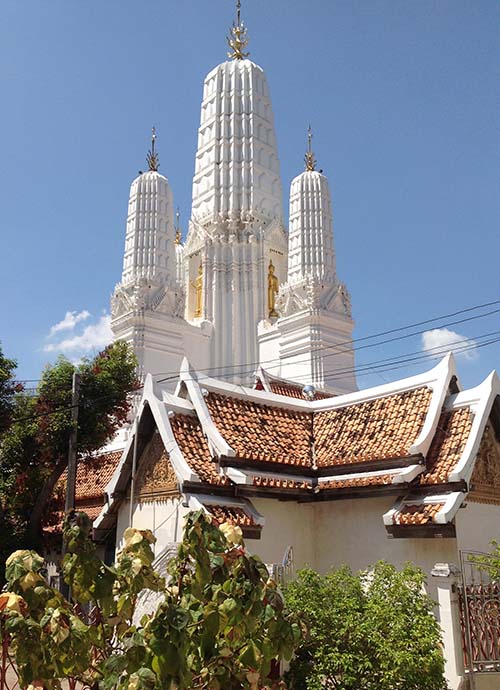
[[469, 423, 500, 505], [135, 430, 180, 502]]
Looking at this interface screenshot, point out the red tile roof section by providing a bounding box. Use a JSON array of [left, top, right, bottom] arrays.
[[269, 381, 333, 400], [252, 476, 311, 490], [207, 505, 256, 527], [320, 473, 395, 490], [420, 407, 473, 485], [58, 451, 121, 503], [48, 452, 122, 534], [314, 386, 432, 467], [392, 502, 444, 525], [169, 413, 228, 485], [205, 393, 313, 468], [74, 452, 122, 501]]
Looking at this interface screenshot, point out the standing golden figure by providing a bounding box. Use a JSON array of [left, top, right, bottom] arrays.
[[268, 260, 279, 318], [193, 263, 203, 318]]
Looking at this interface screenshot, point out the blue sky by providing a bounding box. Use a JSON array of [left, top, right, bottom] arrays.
[[1, 0, 499, 390]]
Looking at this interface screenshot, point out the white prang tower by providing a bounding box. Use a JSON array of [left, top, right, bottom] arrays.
[[258, 128, 356, 394], [182, 2, 288, 383], [111, 130, 210, 384], [112, 4, 356, 393]]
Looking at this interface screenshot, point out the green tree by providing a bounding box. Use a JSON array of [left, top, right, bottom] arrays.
[[0, 341, 138, 569], [0, 342, 20, 436], [284, 562, 446, 690], [469, 541, 500, 581], [1, 510, 300, 690]]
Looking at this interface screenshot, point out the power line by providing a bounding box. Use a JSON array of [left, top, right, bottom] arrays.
[[154, 303, 500, 385], [5, 332, 500, 425], [4, 297, 499, 416], [9, 297, 500, 392]]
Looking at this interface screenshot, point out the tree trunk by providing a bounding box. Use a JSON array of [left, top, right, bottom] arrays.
[[27, 456, 68, 545]]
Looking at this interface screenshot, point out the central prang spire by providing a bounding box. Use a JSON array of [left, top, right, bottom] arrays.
[[227, 0, 249, 60]]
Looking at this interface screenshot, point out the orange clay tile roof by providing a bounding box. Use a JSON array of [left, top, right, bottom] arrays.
[[419, 407, 473, 485], [48, 452, 123, 534], [205, 393, 313, 468], [269, 381, 333, 400], [76, 504, 104, 520], [45, 502, 107, 535], [169, 413, 228, 485], [252, 476, 311, 490], [206, 505, 256, 527], [319, 473, 395, 490], [59, 451, 122, 502], [314, 386, 432, 467], [392, 502, 444, 525]]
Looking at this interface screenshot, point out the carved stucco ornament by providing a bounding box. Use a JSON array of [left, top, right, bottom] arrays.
[[470, 422, 500, 505]]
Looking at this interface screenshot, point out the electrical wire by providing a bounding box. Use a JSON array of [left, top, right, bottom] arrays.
[[10, 297, 500, 390], [4, 298, 499, 420], [154, 301, 500, 384]]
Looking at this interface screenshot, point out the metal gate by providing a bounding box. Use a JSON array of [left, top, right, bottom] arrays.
[[458, 550, 500, 685]]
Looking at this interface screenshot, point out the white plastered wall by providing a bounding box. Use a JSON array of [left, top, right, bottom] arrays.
[[311, 498, 458, 599], [455, 500, 500, 554], [244, 498, 315, 567], [115, 497, 191, 560], [244, 496, 458, 600]]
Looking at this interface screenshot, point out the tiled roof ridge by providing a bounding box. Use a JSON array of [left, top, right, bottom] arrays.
[[255, 366, 335, 400]]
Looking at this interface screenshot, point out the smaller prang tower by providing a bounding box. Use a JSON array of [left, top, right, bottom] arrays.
[[111, 129, 210, 384], [258, 128, 356, 394]]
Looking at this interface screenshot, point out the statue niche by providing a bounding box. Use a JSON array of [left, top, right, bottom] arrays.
[[191, 263, 203, 318], [268, 260, 279, 318]]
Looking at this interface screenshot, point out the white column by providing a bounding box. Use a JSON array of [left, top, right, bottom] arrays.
[[431, 563, 466, 690]]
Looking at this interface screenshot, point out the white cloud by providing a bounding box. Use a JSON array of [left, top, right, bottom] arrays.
[[44, 314, 113, 354], [49, 310, 91, 336], [421, 328, 478, 361]]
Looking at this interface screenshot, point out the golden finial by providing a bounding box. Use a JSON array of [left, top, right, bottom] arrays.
[[227, 0, 249, 60], [175, 207, 182, 244], [146, 126, 160, 172], [304, 124, 317, 172]]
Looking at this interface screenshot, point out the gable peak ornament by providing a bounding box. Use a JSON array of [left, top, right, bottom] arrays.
[[227, 0, 250, 60], [304, 125, 317, 172], [146, 126, 160, 172]]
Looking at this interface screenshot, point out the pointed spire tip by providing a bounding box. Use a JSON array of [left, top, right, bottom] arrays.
[[304, 125, 317, 172], [227, 0, 250, 60], [146, 125, 160, 172]]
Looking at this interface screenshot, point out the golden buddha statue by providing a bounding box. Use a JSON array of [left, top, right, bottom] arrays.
[[192, 263, 203, 318], [268, 260, 279, 318]]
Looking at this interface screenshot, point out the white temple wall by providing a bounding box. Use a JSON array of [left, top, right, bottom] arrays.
[[455, 500, 500, 554], [257, 308, 356, 394], [245, 498, 315, 570], [116, 497, 190, 560], [113, 313, 211, 389], [312, 498, 458, 597]]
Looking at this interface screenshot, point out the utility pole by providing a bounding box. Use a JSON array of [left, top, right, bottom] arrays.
[[65, 371, 81, 513], [61, 371, 80, 599]]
